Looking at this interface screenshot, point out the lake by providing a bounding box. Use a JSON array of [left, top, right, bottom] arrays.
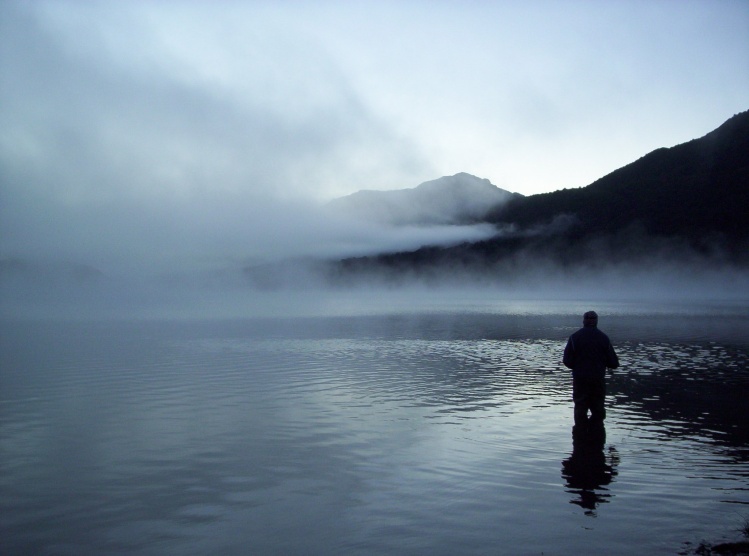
[[2, 299, 748, 555]]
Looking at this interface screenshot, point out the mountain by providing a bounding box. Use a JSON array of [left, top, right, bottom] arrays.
[[332, 110, 749, 280], [487, 109, 749, 243], [326, 172, 520, 226]]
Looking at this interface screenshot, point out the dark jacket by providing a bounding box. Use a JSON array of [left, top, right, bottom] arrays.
[[563, 325, 619, 379]]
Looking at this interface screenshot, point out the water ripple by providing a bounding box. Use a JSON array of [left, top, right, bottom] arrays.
[[2, 314, 748, 555]]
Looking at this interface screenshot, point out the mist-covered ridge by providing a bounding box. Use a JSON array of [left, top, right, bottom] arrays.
[[332, 110, 749, 284], [326, 172, 520, 226]]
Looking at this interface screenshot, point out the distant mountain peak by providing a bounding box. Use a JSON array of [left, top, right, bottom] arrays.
[[328, 173, 519, 226]]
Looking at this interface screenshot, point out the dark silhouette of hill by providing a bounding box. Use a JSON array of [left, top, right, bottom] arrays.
[[332, 110, 749, 281], [487, 109, 749, 243]]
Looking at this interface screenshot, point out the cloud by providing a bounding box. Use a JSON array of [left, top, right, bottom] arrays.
[[0, 2, 443, 275], [2, 0, 748, 281], [2, 6, 411, 194]]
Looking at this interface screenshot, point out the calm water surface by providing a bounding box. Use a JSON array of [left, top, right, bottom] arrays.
[[1, 303, 748, 555]]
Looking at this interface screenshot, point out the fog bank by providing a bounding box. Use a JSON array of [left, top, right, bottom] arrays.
[[2, 253, 747, 321]]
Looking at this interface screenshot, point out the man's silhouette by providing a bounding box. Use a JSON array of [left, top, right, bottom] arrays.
[[563, 311, 619, 429]]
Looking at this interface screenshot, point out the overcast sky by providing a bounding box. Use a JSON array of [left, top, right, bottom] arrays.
[[1, 0, 748, 275]]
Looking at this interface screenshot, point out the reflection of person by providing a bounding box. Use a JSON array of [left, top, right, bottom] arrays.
[[562, 425, 619, 516], [563, 311, 619, 429]]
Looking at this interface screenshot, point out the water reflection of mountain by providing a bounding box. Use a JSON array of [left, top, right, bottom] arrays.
[[607, 344, 749, 455]]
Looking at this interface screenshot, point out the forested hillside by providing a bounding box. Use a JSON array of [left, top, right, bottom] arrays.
[[333, 111, 749, 281]]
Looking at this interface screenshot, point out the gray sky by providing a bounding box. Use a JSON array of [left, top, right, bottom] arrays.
[[1, 0, 748, 274]]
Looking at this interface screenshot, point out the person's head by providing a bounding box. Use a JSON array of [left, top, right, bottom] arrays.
[[583, 311, 598, 327]]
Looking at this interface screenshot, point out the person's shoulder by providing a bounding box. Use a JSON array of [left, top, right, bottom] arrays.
[[579, 326, 609, 339], [595, 328, 612, 341], [569, 327, 586, 339]]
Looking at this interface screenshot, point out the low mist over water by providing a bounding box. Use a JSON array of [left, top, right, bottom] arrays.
[[2, 252, 748, 321]]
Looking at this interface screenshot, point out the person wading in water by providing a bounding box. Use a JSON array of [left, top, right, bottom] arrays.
[[563, 311, 619, 433]]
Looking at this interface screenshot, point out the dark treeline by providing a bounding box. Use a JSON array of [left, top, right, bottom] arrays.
[[487, 109, 749, 242], [332, 110, 749, 281]]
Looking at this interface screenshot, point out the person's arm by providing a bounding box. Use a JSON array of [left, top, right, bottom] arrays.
[[563, 338, 575, 369], [606, 342, 619, 369]]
